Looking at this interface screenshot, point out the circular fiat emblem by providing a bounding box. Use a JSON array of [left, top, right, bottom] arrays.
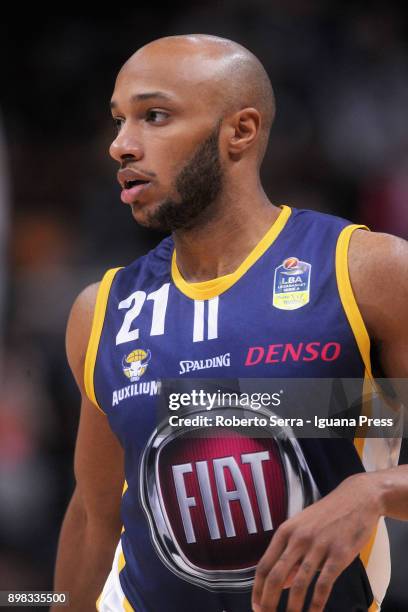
[[139, 404, 319, 591]]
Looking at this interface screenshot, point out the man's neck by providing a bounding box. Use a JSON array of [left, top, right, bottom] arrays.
[[172, 187, 281, 282]]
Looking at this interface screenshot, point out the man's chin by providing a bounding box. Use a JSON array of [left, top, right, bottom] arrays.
[[130, 202, 172, 232], [129, 197, 210, 233]]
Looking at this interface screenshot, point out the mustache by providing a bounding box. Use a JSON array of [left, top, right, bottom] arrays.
[[120, 165, 157, 179]]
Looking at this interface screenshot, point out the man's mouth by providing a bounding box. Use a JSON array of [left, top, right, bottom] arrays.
[[121, 180, 151, 204], [124, 179, 149, 189]]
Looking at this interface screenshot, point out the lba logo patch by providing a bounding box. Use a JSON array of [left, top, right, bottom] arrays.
[[273, 257, 311, 310]]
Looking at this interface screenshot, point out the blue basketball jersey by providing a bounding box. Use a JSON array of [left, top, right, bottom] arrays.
[[85, 206, 399, 612]]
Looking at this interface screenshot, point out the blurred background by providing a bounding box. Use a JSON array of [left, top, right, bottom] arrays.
[[0, 3, 407, 610]]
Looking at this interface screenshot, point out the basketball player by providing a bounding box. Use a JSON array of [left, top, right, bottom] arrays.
[[53, 35, 408, 612]]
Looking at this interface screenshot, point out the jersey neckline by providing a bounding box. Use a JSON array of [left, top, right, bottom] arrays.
[[171, 204, 292, 300]]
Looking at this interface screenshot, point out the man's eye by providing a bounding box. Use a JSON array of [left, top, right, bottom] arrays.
[[113, 117, 124, 132], [146, 110, 169, 123]]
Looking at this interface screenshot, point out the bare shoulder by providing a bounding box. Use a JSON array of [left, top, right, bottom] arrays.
[[66, 282, 100, 390], [63, 282, 125, 523], [348, 229, 408, 342]]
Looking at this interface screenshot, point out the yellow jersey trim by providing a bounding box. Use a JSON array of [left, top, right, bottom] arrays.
[[118, 545, 134, 611], [353, 372, 379, 602], [171, 205, 292, 300], [123, 598, 134, 612], [118, 551, 126, 573], [354, 372, 375, 461], [337, 225, 381, 600], [84, 267, 123, 413], [121, 480, 128, 531], [335, 224, 373, 379]]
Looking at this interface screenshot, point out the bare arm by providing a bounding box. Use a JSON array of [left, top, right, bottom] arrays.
[[252, 230, 408, 612], [348, 230, 408, 522], [52, 285, 124, 611]]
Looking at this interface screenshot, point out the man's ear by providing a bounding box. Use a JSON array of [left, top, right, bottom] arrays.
[[226, 107, 261, 158]]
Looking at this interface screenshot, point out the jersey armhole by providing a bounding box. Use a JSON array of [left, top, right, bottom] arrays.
[[84, 267, 123, 413], [335, 224, 373, 380], [336, 225, 394, 609]]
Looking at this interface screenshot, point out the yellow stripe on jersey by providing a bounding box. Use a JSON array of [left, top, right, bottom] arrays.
[[84, 267, 123, 412], [354, 377, 378, 605], [121, 480, 128, 533], [123, 597, 134, 612], [96, 593, 102, 611], [336, 230, 394, 609], [360, 523, 379, 570], [118, 551, 126, 573], [118, 546, 134, 611], [335, 225, 385, 603], [335, 224, 372, 378], [171, 204, 292, 300], [353, 373, 374, 460]]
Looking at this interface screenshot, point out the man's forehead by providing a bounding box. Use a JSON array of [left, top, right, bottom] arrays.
[[112, 50, 227, 106], [117, 44, 228, 88]]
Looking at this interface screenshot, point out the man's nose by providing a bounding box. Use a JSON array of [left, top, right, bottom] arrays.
[[109, 127, 144, 162]]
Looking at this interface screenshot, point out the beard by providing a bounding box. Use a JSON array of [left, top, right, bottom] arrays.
[[143, 123, 223, 232]]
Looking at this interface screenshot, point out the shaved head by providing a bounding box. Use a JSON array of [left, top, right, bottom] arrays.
[[110, 35, 276, 231], [118, 34, 275, 161]]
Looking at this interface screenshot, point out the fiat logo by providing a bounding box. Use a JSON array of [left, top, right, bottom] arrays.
[[139, 404, 319, 591]]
